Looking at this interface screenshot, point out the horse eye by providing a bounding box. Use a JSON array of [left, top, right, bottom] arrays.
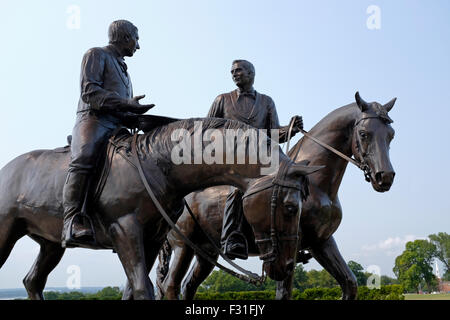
[[284, 204, 298, 215], [359, 131, 368, 139]]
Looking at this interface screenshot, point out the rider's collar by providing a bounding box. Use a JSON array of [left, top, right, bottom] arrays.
[[237, 87, 256, 99]]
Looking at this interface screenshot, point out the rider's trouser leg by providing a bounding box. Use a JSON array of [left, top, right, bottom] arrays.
[[61, 111, 115, 247], [220, 187, 248, 259]]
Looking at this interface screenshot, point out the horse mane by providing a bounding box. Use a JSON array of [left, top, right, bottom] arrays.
[[135, 117, 262, 167], [243, 164, 310, 202]]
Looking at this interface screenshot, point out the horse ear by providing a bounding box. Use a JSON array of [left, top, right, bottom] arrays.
[[384, 97, 397, 112], [290, 163, 325, 176], [355, 91, 370, 112], [296, 159, 310, 166]]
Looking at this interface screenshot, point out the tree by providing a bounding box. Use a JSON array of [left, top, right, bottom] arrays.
[[305, 269, 338, 288], [380, 275, 399, 286], [347, 261, 368, 286], [198, 270, 270, 293], [428, 232, 450, 280], [393, 240, 437, 293], [292, 264, 308, 291]]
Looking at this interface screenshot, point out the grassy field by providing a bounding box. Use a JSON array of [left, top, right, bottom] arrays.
[[404, 293, 450, 300]]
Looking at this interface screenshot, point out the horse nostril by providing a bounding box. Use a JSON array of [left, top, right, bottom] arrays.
[[376, 171, 394, 186], [375, 172, 384, 185]]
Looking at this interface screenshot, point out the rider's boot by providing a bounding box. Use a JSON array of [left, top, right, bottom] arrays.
[[61, 171, 95, 248], [221, 188, 248, 260]]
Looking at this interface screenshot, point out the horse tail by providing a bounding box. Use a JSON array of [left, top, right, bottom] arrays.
[[156, 237, 172, 300]]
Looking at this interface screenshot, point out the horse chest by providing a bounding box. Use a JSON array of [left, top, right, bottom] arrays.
[[300, 193, 342, 245]]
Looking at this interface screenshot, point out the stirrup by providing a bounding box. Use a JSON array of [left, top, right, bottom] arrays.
[[62, 214, 96, 248], [224, 231, 248, 260]]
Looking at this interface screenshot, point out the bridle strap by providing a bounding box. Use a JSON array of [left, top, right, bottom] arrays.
[[242, 159, 301, 263], [296, 128, 364, 170], [290, 116, 382, 183]]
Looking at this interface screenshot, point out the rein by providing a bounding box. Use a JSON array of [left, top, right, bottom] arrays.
[[291, 117, 379, 183]]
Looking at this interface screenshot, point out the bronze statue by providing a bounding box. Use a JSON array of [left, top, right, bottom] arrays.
[[207, 59, 303, 260], [155, 92, 397, 300], [62, 20, 155, 248], [0, 115, 322, 300]]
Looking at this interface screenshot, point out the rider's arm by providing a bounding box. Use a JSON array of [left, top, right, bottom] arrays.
[[207, 95, 225, 118], [80, 48, 129, 112]]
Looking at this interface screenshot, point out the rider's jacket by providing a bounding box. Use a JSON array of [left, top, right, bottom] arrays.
[[77, 45, 133, 123], [207, 88, 290, 143]]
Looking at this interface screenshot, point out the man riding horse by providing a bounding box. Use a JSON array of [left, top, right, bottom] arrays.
[[62, 20, 155, 248], [207, 60, 304, 260]]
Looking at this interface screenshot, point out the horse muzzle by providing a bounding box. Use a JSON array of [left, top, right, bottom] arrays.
[[262, 257, 295, 281], [373, 170, 395, 192]]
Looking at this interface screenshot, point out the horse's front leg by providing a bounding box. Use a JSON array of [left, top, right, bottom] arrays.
[[309, 235, 357, 300], [275, 274, 294, 300], [110, 214, 155, 300], [122, 238, 165, 300]]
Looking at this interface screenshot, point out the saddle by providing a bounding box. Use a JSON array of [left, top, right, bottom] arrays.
[[55, 114, 180, 248]]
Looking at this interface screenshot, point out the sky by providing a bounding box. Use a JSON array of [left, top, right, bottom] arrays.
[[0, 0, 449, 290]]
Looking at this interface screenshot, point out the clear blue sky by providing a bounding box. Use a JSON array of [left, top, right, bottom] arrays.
[[0, 0, 449, 289]]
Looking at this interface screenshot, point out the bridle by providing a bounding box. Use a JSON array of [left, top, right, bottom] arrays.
[[352, 113, 393, 182], [242, 158, 302, 265], [289, 114, 392, 184], [352, 115, 384, 183]]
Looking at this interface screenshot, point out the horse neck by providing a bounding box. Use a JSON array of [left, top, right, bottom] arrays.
[[138, 119, 285, 201], [166, 163, 263, 197], [293, 104, 359, 198]]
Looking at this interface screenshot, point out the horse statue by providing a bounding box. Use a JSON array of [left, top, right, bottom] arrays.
[[0, 117, 322, 300], [155, 92, 397, 300]]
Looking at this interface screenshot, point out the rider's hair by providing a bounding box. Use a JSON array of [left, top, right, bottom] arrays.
[[232, 59, 255, 77], [108, 20, 138, 44]]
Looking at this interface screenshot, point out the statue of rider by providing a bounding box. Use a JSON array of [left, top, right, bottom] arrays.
[[61, 20, 155, 248], [207, 59, 303, 259]]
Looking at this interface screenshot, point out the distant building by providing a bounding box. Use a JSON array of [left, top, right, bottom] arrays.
[[435, 261, 450, 293]]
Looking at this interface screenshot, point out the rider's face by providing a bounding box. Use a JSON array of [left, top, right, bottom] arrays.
[[231, 63, 253, 88], [121, 30, 140, 57]]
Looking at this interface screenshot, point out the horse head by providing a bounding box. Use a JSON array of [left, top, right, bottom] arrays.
[[242, 159, 324, 281], [353, 92, 396, 192]]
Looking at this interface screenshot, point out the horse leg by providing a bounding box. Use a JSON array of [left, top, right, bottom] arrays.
[[155, 239, 173, 300], [109, 214, 154, 300], [122, 238, 164, 300], [163, 244, 194, 300], [309, 235, 357, 300], [0, 216, 26, 269], [275, 274, 294, 300], [181, 254, 217, 300], [23, 237, 65, 300]]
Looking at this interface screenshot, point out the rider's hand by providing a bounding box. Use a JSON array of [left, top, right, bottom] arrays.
[[127, 95, 155, 114], [291, 115, 303, 133]]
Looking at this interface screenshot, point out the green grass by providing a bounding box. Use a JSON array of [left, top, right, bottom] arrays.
[[404, 293, 450, 300]]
